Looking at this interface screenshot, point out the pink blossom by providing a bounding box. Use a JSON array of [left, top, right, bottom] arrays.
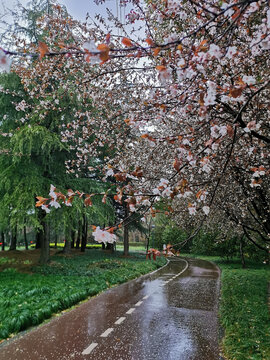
[[0, 49, 12, 72], [49, 200, 61, 209], [204, 81, 217, 106], [225, 46, 237, 59], [92, 227, 116, 244], [242, 75, 256, 85], [49, 184, 57, 200], [208, 44, 222, 59], [188, 204, 197, 215], [202, 206, 210, 216]]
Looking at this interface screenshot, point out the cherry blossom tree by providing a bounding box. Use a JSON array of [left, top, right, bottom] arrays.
[[0, 0, 269, 253]]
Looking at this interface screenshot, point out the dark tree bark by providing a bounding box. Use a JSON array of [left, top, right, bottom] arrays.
[[63, 239, 71, 254], [1, 232, 5, 251], [36, 230, 42, 249], [76, 221, 82, 249], [9, 226, 17, 251], [71, 229, 76, 249], [123, 203, 129, 256], [105, 243, 115, 252], [63, 228, 72, 254], [39, 221, 50, 265], [239, 235, 246, 269], [24, 225, 28, 250], [54, 234, 58, 248], [36, 208, 44, 249], [81, 215, 87, 252]]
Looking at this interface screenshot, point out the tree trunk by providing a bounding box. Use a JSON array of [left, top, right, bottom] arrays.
[[146, 236, 150, 253], [1, 232, 5, 251], [106, 243, 115, 253], [24, 226, 28, 250], [81, 215, 87, 252], [76, 221, 81, 249], [63, 229, 72, 254], [239, 235, 246, 268], [123, 203, 129, 256], [36, 208, 46, 249], [9, 226, 17, 251], [36, 229, 42, 249], [71, 229, 75, 249], [102, 242, 106, 250], [54, 234, 58, 248], [39, 222, 50, 265], [63, 239, 71, 254]]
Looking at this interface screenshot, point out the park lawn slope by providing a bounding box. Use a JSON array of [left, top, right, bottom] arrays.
[[220, 264, 269, 360], [0, 249, 166, 341], [182, 254, 270, 360]]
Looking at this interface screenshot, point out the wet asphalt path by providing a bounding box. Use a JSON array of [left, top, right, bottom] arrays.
[[0, 258, 220, 360]]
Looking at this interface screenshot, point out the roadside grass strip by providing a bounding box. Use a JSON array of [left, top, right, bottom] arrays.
[[0, 250, 166, 341], [220, 267, 270, 360], [181, 254, 270, 360]]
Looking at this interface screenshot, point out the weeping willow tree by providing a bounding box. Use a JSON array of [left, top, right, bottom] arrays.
[[0, 0, 60, 47], [0, 1, 120, 262], [0, 70, 116, 263]]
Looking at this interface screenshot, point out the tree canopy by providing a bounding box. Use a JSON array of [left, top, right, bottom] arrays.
[[0, 0, 269, 252]]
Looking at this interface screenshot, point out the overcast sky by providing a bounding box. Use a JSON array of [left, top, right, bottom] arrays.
[[0, 0, 122, 22]]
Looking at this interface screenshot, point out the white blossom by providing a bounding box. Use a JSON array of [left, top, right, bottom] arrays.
[[0, 49, 12, 73]]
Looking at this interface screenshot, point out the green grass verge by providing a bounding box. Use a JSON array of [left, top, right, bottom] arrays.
[[181, 254, 270, 360], [0, 250, 165, 341], [27, 242, 147, 251]]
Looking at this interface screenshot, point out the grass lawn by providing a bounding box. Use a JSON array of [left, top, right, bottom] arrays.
[[0, 248, 165, 342], [181, 254, 270, 360]]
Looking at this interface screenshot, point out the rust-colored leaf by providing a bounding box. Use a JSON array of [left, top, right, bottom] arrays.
[[122, 37, 133, 47], [156, 65, 166, 72], [153, 47, 161, 56], [177, 44, 183, 51], [97, 43, 110, 62], [231, 9, 241, 20], [132, 167, 143, 178], [173, 158, 181, 172], [36, 196, 48, 207], [105, 33, 111, 44], [145, 38, 154, 46], [115, 172, 127, 182], [38, 41, 49, 59], [230, 87, 243, 98], [227, 125, 234, 138], [84, 195, 93, 207]]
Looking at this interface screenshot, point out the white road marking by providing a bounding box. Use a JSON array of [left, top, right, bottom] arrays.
[[143, 295, 149, 300], [135, 301, 143, 307], [115, 317, 126, 325], [100, 328, 114, 338], [126, 307, 135, 314], [82, 342, 98, 355]]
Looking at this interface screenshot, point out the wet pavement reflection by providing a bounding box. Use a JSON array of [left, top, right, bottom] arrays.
[[0, 258, 220, 360]]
